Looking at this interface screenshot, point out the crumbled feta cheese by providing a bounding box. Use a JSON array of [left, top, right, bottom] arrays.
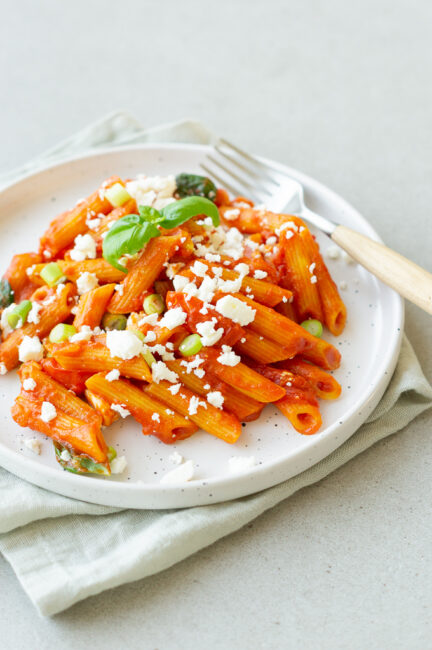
[[194, 368, 205, 379], [160, 459, 194, 484], [110, 455, 128, 474], [196, 320, 224, 347], [180, 357, 204, 374], [23, 378, 36, 391], [86, 216, 101, 230], [26, 264, 36, 276], [159, 307, 187, 330], [207, 391, 224, 409], [190, 260, 209, 277], [309, 262, 316, 274], [339, 280, 348, 290], [215, 295, 256, 326], [40, 401, 57, 423], [0, 363, 7, 375], [326, 246, 341, 260], [228, 456, 256, 473], [169, 451, 183, 464], [253, 269, 267, 279], [168, 383, 181, 395], [144, 330, 157, 343], [234, 262, 249, 276], [19, 336, 44, 362], [126, 175, 176, 210], [115, 284, 124, 295], [70, 325, 101, 342], [106, 330, 143, 360], [188, 395, 200, 416], [56, 283, 66, 296], [217, 345, 241, 367], [240, 337, 246, 343], [151, 412, 160, 422], [151, 361, 179, 384], [105, 369, 120, 382], [266, 236, 277, 245], [310, 275, 318, 284], [76, 271, 98, 295], [173, 275, 189, 291], [26, 302, 42, 325], [60, 449, 71, 461], [223, 208, 240, 221], [138, 313, 159, 327], [70, 234, 97, 261], [111, 404, 130, 418], [203, 383, 211, 390], [24, 437, 42, 454], [1, 303, 16, 337], [205, 253, 221, 262]]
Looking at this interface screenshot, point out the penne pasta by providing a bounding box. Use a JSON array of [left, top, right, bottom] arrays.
[[144, 380, 242, 444], [107, 234, 183, 314], [277, 358, 342, 400], [4, 252, 42, 302], [234, 329, 296, 364], [282, 229, 324, 321], [73, 283, 115, 329], [86, 372, 198, 443]]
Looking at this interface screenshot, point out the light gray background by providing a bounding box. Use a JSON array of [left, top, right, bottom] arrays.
[[1, 0, 431, 648]]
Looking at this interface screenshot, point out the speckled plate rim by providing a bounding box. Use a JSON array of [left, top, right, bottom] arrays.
[[0, 144, 404, 508]]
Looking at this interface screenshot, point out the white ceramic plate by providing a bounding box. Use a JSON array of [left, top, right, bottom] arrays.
[[0, 144, 404, 508]]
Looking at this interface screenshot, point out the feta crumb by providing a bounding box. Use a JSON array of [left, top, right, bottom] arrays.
[[86, 216, 101, 230], [23, 378, 36, 391], [339, 280, 348, 290], [111, 403, 130, 418], [144, 330, 157, 343], [240, 337, 246, 343], [110, 455, 128, 474], [105, 369, 120, 382], [70, 234, 97, 261], [169, 451, 183, 465], [253, 269, 267, 279], [215, 295, 256, 326], [24, 437, 41, 454], [106, 330, 143, 360], [309, 262, 316, 274], [326, 246, 341, 260], [40, 401, 57, 423], [168, 383, 181, 395], [266, 235, 277, 245], [190, 260, 209, 277], [159, 307, 187, 330], [194, 368, 205, 379], [26, 264, 36, 276], [207, 391, 224, 409], [196, 320, 224, 347], [160, 459, 194, 484], [228, 456, 256, 473], [138, 313, 159, 327], [217, 345, 241, 367], [223, 208, 240, 221], [60, 449, 71, 461], [27, 302, 42, 325], [310, 275, 318, 284], [203, 383, 211, 390], [234, 262, 250, 276], [70, 325, 101, 342], [173, 275, 189, 291], [151, 412, 161, 422], [188, 395, 200, 415], [19, 336, 43, 363], [0, 363, 7, 375], [151, 361, 179, 384], [115, 284, 124, 295], [76, 272, 98, 295], [56, 283, 66, 296]]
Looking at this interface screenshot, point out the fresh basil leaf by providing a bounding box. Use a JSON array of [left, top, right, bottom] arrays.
[[0, 278, 14, 309], [102, 215, 161, 272], [138, 205, 164, 224], [175, 173, 217, 201], [159, 196, 220, 229]]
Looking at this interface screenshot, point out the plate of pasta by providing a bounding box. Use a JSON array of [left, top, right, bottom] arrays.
[[0, 145, 403, 508]]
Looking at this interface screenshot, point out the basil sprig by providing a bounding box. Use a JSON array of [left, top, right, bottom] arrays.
[[103, 196, 220, 273]]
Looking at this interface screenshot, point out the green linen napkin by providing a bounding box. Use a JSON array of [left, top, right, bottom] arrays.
[[0, 112, 431, 616]]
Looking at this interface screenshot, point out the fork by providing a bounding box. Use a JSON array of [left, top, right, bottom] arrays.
[[201, 139, 432, 316]]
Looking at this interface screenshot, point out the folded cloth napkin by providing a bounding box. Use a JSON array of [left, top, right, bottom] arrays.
[[0, 112, 431, 616]]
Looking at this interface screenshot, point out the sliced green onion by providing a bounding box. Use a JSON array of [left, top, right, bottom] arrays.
[[142, 348, 156, 366], [107, 446, 117, 462], [49, 323, 77, 343], [40, 262, 65, 287], [179, 334, 202, 357], [300, 319, 323, 338], [104, 182, 131, 207], [7, 300, 32, 328], [102, 313, 127, 331], [130, 328, 145, 342], [79, 457, 110, 476], [143, 293, 165, 315]]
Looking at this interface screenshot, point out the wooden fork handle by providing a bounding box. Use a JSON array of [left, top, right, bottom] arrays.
[[332, 225, 432, 315]]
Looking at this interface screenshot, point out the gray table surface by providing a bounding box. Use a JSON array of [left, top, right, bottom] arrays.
[[1, 1, 431, 648]]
